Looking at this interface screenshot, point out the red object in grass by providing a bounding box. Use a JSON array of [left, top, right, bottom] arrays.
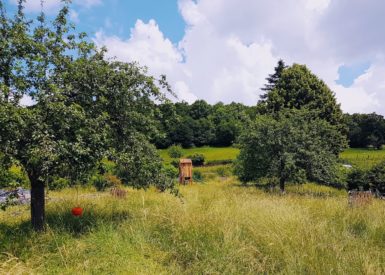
[[71, 207, 83, 217]]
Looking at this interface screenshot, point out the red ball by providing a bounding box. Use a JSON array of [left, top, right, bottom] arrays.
[[71, 207, 83, 217]]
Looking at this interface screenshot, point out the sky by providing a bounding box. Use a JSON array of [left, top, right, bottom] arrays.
[[6, 0, 385, 115]]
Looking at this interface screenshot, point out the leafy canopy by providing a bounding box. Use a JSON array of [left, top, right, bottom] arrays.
[[235, 109, 347, 191]]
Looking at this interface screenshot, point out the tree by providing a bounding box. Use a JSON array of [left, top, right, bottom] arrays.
[[258, 63, 346, 154], [0, 1, 173, 231], [345, 113, 385, 149], [189, 99, 211, 120], [259, 64, 343, 125], [234, 110, 347, 192], [260, 59, 287, 96]]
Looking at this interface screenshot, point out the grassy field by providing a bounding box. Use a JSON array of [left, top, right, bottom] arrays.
[[2, 179, 385, 274], [340, 148, 385, 170], [1, 147, 385, 274], [159, 146, 239, 164], [160, 146, 385, 170]]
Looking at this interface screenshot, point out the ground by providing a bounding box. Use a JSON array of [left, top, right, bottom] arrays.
[[1, 147, 385, 274]]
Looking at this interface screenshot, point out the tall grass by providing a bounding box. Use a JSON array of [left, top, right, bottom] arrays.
[[1, 180, 385, 274]]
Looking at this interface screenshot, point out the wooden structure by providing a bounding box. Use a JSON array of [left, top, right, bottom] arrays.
[[179, 159, 193, 184]]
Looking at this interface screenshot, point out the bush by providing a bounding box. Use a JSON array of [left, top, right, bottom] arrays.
[[206, 159, 233, 166], [49, 177, 70, 190], [97, 159, 116, 174], [193, 170, 204, 182], [367, 161, 385, 194], [91, 173, 122, 191], [347, 161, 385, 194], [104, 173, 122, 188], [347, 169, 368, 191], [170, 159, 179, 168], [168, 145, 183, 159], [188, 153, 205, 166], [0, 165, 29, 189], [92, 175, 109, 191], [162, 164, 178, 179]]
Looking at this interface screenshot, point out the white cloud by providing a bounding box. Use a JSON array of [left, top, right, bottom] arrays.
[[93, 0, 385, 115], [9, 0, 101, 13]]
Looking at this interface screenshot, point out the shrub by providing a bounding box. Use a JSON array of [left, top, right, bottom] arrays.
[[168, 145, 183, 159], [92, 175, 108, 191], [49, 178, 70, 190], [104, 173, 122, 188], [3, 165, 29, 188], [162, 164, 178, 179], [170, 159, 179, 168], [347, 169, 369, 191], [206, 159, 233, 166], [188, 153, 205, 166], [92, 173, 122, 191], [97, 159, 116, 174], [193, 170, 204, 182], [367, 161, 385, 194]]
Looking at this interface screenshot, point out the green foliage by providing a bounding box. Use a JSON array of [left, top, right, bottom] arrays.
[[347, 161, 385, 194], [260, 59, 287, 94], [170, 159, 179, 168], [235, 110, 347, 191], [347, 169, 369, 191], [49, 178, 70, 191], [115, 135, 168, 190], [0, 163, 29, 189], [154, 100, 252, 148], [188, 153, 205, 166], [345, 113, 385, 149], [0, 1, 177, 229], [162, 164, 178, 179], [91, 173, 121, 192], [192, 170, 204, 182], [259, 64, 344, 127], [367, 161, 385, 194], [168, 145, 183, 159]]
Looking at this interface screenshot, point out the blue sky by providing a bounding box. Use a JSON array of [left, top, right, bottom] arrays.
[[5, 0, 385, 115], [75, 0, 186, 43]]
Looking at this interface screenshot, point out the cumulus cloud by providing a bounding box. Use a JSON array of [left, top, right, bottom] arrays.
[[94, 19, 195, 101], [95, 0, 385, 114]]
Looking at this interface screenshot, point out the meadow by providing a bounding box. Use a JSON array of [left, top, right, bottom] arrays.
[[340, 148, 385, 170], [160, 146, 385, 170], [159, 146, 239, 164], [1, 147, 385, 274], [2, 179, 385, 274]]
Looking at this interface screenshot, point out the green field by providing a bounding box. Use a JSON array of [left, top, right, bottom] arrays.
[[2, 179, 385, 274], [159, 146, 239, 164], [340, 148, 385, 170], [160, 146, 385, 170]]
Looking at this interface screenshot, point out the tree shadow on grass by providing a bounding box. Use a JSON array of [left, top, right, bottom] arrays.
[[0, 207, 132, 257]]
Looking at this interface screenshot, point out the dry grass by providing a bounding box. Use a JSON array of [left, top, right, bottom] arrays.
[[1, 179, 385, 274]]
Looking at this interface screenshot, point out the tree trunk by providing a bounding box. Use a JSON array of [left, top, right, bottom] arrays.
[[30, 177, 45, 231]]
